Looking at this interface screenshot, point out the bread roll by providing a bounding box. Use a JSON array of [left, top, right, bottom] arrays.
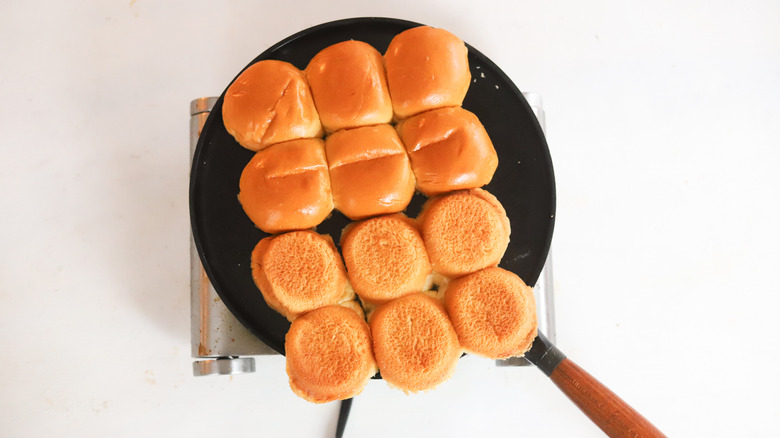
[[238, 138, 333, 233], [341, 214, 431, 307], [325, 124, 415, 220], [444, 267, 537, 359], [419, 189, 510, 278], [305, 40, 393, 133], [250, 230, 352, 321], [396, 107, 497, 196], [223, 60, 322, 151], [370, 293, 461, 393], [286, 305, 377, 403], [384, 26, 471, 119]]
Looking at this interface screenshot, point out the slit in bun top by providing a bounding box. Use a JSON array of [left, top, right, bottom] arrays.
[[238, 138, 333, 233], [222, 60, 323, 151], [384, 26, 471, 120], [325, 124, 415, 220], [305, 40, 393, 133], [396, 106, 498, 196]]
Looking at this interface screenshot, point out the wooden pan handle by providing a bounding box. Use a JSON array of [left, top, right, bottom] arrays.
[[549, 357, 666, 438], [526, 332, 665, 437]]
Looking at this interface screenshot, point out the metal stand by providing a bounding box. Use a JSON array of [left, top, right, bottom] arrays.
[[190, 98, 274, 377]]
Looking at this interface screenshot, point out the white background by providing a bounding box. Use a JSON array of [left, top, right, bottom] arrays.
[[2, 1, 779, 436]]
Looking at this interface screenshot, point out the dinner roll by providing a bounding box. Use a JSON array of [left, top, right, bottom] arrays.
[[444, 267, 537, 359], [419, 189, 510, 278], [286, 305, 377, 403], [341, 214, 432, 307], [325, 124, 415, 220], [238, 138, 333, 233], [396, 106, 498, 196], [305, 40, 393, 133], [223, 60, 322, 151], [250, 230, 352, 321], [370, 293, 461, 393], [384, 26, 471, 119]]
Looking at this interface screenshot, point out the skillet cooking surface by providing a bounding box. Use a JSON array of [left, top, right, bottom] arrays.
[[190, 17, 555, 355]]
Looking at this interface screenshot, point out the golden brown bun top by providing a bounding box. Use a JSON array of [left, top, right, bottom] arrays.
[[384, 26, 471, 119], [341, 214, 431, 306], [250, 230, 351, 321], [305, 41, 393, 133], [369, 293, 461, 393], [420, 189, 510, 278], [396, 107, 498, 196], [444, 267, 537, 359], [223, 60, 323, 151], [325, 124, 415, 220], [238, 138, 333, 233], [286, 305, 377, 403]]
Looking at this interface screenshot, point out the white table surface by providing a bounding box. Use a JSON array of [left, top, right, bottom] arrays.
[[2, 1, 779, 437]]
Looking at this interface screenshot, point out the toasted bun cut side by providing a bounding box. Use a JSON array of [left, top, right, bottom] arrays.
[[286, 306, 377, 403], [341, 214, 431, 306], [444, 267, 537, 359], [419, 189, 510, 278], [251, 231, 352, 321], [370, 293, 461, 393]]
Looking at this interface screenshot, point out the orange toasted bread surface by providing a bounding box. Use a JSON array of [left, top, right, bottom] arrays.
[[370, 293, 461, 392], [419, 189, 510, 278], [286, 305, 377, 403], [251, 230, 352, 321], [445, 267, 537, 359], [341, 214, 431, 307]]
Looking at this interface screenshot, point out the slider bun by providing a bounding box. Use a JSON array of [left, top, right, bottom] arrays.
[[370, 293, 461, 393], [444, 267, 537, 359], [305, 41, 393, 133], [251, 230, 352, 321], [341, 214, 431, 307], [384, 26, 471, 119], [223, 60, 322, 151], [325, 124, 415, 220], [396, 107, 498, 196], [286, 305, 377, 403], [238, 138, 333, 233], [419, 189, 510, 278]]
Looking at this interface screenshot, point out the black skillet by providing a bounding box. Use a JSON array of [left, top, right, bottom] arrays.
[[190, 17, 664, 438]]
